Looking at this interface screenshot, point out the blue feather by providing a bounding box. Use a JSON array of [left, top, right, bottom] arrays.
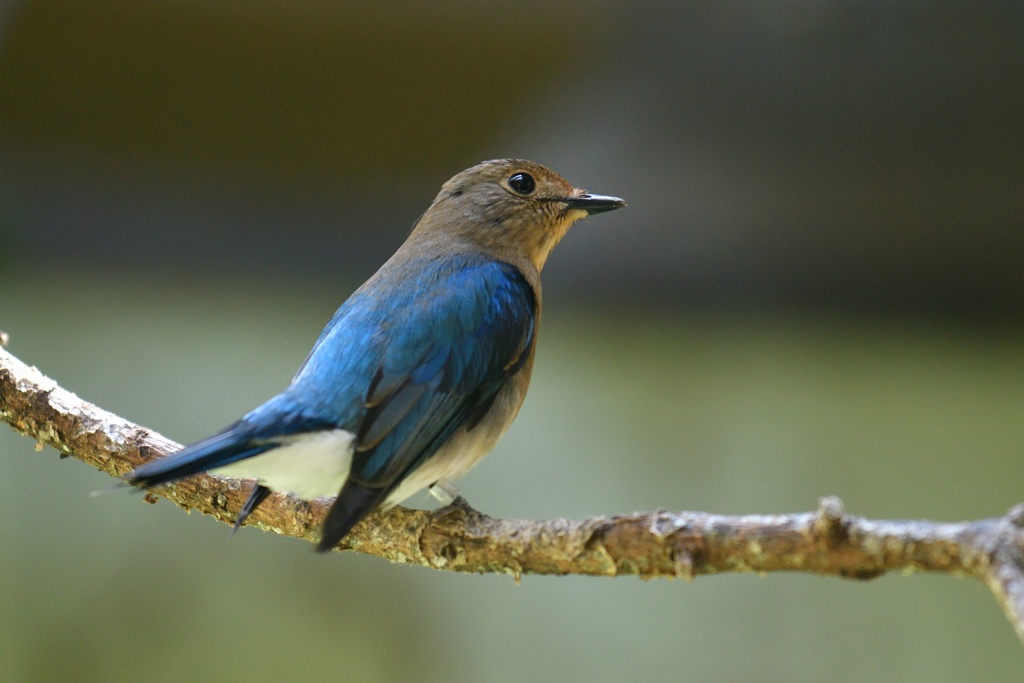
[[326, 257, 535, 487]]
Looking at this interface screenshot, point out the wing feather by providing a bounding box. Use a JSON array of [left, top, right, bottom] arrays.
[[347, 259, 535, 489]]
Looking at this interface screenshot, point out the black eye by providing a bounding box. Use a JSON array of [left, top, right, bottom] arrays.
[[508, 172, 536, 195]]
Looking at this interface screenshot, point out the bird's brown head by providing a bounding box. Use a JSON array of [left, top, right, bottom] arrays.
[[411, 159, 625, 273]]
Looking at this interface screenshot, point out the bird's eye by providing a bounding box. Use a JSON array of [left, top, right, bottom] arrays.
[[508, 172, 536, 195]]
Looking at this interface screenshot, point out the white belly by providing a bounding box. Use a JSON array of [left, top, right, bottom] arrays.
[[212, 429, 355, 500]]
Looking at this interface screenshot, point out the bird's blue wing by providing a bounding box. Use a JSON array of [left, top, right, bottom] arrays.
[[292, 256, 536, 490], [307, 256, 536, 551], [356, 266, 534, 486]]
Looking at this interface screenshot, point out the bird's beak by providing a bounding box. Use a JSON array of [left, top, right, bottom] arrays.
[[562, 193, 627, 215]]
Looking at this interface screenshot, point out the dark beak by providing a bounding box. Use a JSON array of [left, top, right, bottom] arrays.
[[562, 193, 627, 215]]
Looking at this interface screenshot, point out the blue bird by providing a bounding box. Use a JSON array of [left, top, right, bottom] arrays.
[[128, 159, 625, 552]]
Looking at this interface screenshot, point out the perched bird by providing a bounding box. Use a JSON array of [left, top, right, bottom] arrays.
[[129, 159, 625, 552]]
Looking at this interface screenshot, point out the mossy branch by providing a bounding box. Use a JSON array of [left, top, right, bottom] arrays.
[[4, 341, 1024, 644]]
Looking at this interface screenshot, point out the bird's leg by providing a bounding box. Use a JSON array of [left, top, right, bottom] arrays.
[[428, 480, 460, 505]]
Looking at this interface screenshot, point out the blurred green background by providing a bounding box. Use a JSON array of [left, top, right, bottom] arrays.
[[2, 1, 1023, 681]]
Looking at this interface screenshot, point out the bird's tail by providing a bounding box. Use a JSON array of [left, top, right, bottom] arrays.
[[128, 425, 270, 488]]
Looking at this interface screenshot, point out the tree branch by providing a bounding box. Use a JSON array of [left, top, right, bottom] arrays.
[[3, 341, 1024, 644]]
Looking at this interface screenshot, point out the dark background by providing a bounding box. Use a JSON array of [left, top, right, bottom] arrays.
[[3, 0, 1023, 316], [2, 2, 1023, 681]]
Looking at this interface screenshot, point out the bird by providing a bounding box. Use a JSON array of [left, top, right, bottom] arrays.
[[128, 159, 625, 552]]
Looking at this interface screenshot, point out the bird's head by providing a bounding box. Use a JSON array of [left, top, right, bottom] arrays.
[[412, 159, 625, 272]]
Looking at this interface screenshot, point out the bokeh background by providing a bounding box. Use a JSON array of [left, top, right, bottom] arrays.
[[2, 1, 1023, 681]]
